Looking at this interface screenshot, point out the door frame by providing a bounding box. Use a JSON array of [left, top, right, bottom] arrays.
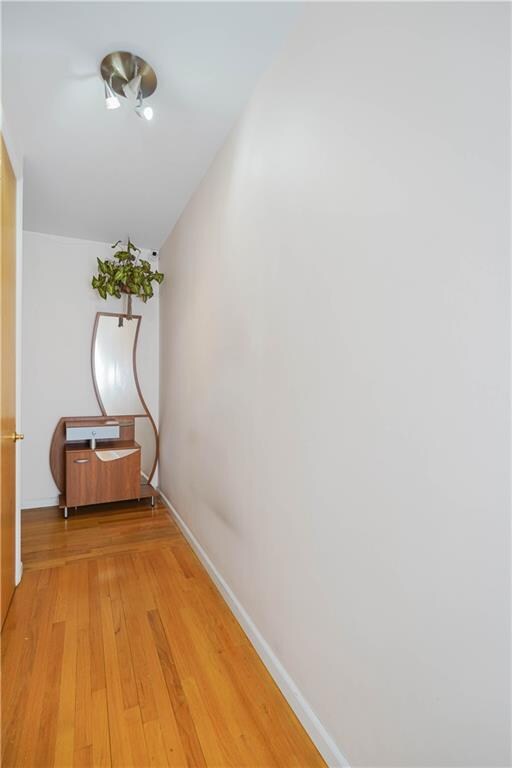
[[2, 119, 23, 585]]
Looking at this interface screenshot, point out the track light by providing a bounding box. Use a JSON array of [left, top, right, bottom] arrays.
[[135, 104, 154, 121], [104, 79, 120, 110], [100, 51, 157, 122], [135, 89, 154, 121]]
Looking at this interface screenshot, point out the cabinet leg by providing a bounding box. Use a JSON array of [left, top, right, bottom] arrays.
[[151, 496, 155, 508], [63, 506, 68, 519]]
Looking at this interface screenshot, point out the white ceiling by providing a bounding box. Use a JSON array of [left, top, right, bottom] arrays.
[[2, 2, 299, 248]]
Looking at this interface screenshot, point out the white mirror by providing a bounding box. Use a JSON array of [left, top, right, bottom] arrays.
[[92, 312, 158, 485], [92, 314, 145, 416]]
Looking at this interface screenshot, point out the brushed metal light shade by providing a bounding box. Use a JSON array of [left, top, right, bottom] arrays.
[[100, 51, 157, 99]]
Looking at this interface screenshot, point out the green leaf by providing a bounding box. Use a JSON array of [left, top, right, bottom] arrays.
[[93, 238, 164, 305], [127, 240, 141, 255]]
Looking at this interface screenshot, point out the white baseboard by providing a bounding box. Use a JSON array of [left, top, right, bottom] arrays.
[[22, 496, 59, 510], [157, 488, 350, 768]]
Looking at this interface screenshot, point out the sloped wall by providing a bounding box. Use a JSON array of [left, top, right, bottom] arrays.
[[158, 4, 511, 765]]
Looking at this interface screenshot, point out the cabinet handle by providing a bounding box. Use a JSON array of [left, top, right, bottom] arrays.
[[74, 459, 89, 464]]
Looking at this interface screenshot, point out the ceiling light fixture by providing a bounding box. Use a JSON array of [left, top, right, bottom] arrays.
[[100, 51, 157, 121]]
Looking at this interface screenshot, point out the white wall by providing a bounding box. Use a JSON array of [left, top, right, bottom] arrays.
[[21, 231, 159, 508], [158, 3, 511, 767]]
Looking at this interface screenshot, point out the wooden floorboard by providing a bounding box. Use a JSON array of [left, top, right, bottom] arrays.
[[1, 499, 325, 767]]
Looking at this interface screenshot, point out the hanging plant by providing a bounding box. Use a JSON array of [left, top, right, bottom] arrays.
[[91, 238, 164, 318]]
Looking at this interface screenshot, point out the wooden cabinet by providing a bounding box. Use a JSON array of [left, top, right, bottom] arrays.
[[65, 442, 141, 509], [53, 417, 158, 520]]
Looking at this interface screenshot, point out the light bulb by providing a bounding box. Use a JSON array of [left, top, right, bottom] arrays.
[[143, 106, 153, 121], [106, 94, 120, 110]]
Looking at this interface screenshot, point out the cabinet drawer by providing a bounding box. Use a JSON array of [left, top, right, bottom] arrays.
[[65, 448, 141, 507]]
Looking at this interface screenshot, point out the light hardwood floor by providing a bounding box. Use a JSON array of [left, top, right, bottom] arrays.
[[1, 499, 325, 767]]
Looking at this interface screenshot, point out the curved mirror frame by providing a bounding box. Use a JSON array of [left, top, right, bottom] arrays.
[[91, 312, 158, 484], [135, 416, 157, 482]]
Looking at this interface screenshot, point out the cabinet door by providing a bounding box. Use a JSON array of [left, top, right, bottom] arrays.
[[65, 449, 141, 507], [95, 449, 141, 503], [66, 450, 97, 506]]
